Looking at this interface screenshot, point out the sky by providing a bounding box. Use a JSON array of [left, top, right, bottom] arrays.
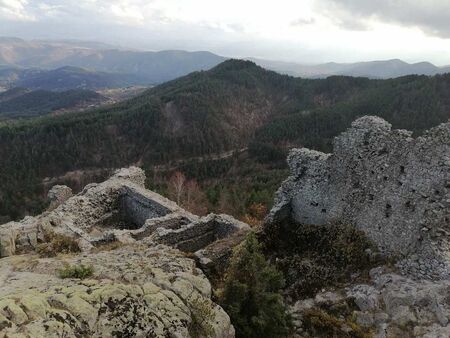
[[2, 0, 450, 65]]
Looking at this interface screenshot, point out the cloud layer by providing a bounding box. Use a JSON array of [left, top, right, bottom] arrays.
[[317, 0, 450, 38], [1, 0, 450, 64]]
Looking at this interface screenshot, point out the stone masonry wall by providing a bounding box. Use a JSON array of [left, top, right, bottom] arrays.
[[268, 116, 450, 279]]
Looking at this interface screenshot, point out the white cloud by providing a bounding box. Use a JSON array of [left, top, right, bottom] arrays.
[[110, 2, 145, 25], [2, 0, 450, 65], [0, 0, 34, 20]]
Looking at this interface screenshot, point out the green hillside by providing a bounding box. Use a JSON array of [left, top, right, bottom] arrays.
[[0, 66, 147, 91], [0, 88, 104, 118], [1, 60, 449, 221]]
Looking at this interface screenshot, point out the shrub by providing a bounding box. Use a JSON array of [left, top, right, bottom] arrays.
[[218, 232, 291, 338], [188, 297, 215, 337], [37, 231, 80, 257], [262, 220, 381, 298], [58, 264, 94, 279], [302, 308, 372, 338]]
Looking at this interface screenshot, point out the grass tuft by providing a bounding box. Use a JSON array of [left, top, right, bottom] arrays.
[[58, 264, 94, 279]]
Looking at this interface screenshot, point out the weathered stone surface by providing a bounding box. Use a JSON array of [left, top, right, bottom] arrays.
[[0, 166, 251, 337], [268, 116, 450, 279], [152, 214, 250, 253], [194, 229, 249, 281], [0, 167, 245, 259], [0, 245, 234, 337], [47, 185, 73, 211], [290, 266, 450, 338]]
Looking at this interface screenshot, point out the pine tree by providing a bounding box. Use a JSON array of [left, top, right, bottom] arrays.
[[219, 232, 291, 338]]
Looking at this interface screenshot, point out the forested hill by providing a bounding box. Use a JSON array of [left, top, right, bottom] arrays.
[[1, 59, 450, 221], [0, 88, 104, 118]]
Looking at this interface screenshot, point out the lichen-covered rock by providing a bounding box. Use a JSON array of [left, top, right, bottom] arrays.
[[267, 116, 450, 279], [290, 266, 450, 338], [0, 166, 247, 337], [0, 245, 234, 337]]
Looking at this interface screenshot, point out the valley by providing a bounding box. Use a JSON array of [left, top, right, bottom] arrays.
[[1, 59, 449, 224], [1, 2, 450, 337]]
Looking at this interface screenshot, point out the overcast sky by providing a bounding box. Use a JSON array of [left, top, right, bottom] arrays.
[[2, 0, 450, 65]]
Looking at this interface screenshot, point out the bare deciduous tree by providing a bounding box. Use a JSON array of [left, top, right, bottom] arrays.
[[169, 171, 186, 205]]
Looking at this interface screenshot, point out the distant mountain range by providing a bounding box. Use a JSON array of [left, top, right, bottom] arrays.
[[249, 58, 450, 79], [0, 37, 225, 86], [1, 37, 450, 86]]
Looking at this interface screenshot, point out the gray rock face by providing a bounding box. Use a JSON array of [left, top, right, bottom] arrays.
[[290, 266, 450, 338], [268, 116, 450, 279], [47, 185, 73, 211]]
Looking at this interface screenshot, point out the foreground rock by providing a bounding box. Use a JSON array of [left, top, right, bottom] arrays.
[[0, 245, 234, 337], [268, 116, 450, 280], [265, 116, 450, 337], [0, 167, 250, 337], [290, 266, 450, 338]]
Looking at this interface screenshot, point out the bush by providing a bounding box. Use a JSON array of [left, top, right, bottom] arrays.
[[37, 231, 80, 257], [188, 297, 215, 337], [302, 308, 372, 338], [58, 264, 94, 279], [218, 232, 291, 338], [262, 220, 381, 298]]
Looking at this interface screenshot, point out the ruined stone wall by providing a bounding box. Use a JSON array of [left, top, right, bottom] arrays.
[[120, 187, 180, 227], [268, 116, 450, 279], [152, 214, 250, 253], [0, 166, 252, 337], [0, 165, 249, 275]]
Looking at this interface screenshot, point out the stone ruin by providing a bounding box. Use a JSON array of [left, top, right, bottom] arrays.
[[268, 116, 450, 280], [0, 167, 250, 337], [0, 166, 250, 268]]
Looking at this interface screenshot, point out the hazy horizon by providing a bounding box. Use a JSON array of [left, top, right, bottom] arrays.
[[2, 35, 450, 68], [2, 1, 450, 66]]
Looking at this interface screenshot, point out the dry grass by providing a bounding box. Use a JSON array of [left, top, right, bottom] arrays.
[[36, 231, 80, 257], [91, 241, 125, 253], [303, 308, 373, 338]]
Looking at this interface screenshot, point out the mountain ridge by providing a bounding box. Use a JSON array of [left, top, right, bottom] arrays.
[[249, 57, 450, 79], [1, 59, 450, 221], [2, 37, 450, 81], [0, 38, 226, 84]]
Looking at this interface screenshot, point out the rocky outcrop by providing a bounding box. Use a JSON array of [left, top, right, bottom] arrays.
[[0, 167, 249, 258], [0, 245, 234, 337], [290, 266, 450, 338], [268, 116, 450, 280], [47, 185, 73, 211], [0, 167, 250, 337]]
